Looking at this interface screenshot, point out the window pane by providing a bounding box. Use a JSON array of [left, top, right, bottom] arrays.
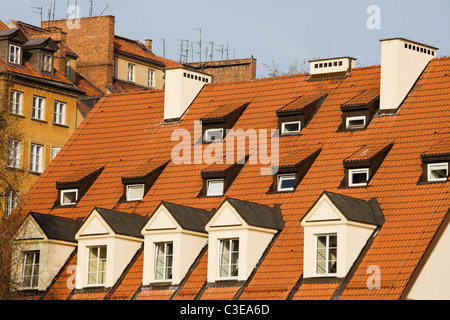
[[347, 117, 366, 129], [127, 185, 144, 201], [429, 164, 448, 181], [207, 179, 224, 196], [283, 122, 300, 133], [62, 191, 77, 204], [278, 174, 296, 191], [204, 129, 223, 142]]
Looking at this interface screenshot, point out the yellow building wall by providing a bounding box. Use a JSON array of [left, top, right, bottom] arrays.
[[114, 54, 164, 89]]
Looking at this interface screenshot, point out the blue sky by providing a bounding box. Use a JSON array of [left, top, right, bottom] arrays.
[[2, 0, 449, 77]]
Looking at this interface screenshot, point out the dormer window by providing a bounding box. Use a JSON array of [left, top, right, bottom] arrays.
[[277, 94, 327, 136], [22, 251, 40, 289], [9, 44, 21, 64], [281, 121, 301, 135], [87, 246, 107, 286], [41, 53, 52, 72], [60, 189, 78, 206], [427, 163, 448, 182], [126, 184, 145, 201], [204, 128, 223, 143], [345, 116, 366, 130], [315, 234, 337, 276], [348, 168, 369, 187], [219, 239, 239, 279], [154, 242, 173, 281], [277, 173, 296, 192], [128, 63, 135, 82], [206, 178, 225, 196]]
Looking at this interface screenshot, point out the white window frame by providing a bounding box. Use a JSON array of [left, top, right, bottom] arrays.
[[218, 238, 239, 279], [10, 90, 23, 115], [22, 251, 40, 289], [348, 168, 369, 187], [41, 53, 53, 72], [51, 147, 61, 160], [154, 242, 173, 282], [30, 143, 43, 173], [128, 63, 135, 82], [203, 128, 224, 142], [314, 234, 337, 277], [206, 179, 225, 197], [148, 69, 155, 87], [126, 184, 145, 201], [86, 246, 107, 287], [53, 101, 66, 125], [277, 173, 296, 192], [346, 116, 366, 130], [9, 44, 21, 64], [32, 96, 45, 120], [60, 189, 78, 206], [281, 121, 301, 135], [7, 139, 21, 169], [427, 162, 449, 182], [4, 189, 19, 219]]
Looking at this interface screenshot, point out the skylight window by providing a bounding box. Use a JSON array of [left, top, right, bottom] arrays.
[[126, 184, 145, 201], [277, 173, 296, 192], [60, 189, 78, 206], [206, 179, 225, 196], [281, 121, 301, 135], [427, 163, 448, 182], [348, 168, 369, 187], [203, 128, 223, 142], [346, 116, 366, 130]]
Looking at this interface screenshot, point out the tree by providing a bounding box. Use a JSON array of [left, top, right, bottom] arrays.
[[262, 59, 309, 77]]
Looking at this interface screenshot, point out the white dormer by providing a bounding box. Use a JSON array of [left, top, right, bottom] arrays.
[[301, 192, 384, 279], [205, 198, 284, 283], [141, 202, 211, 286], [74, 208, 147, 289]]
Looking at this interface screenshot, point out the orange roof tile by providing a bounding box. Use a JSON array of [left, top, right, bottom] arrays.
[[135, 289, 175, 300], [0, 20, 7, 30], [200, 286, 242, 300]]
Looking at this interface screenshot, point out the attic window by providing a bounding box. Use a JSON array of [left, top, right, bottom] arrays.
[[9, 44, 21, 64], [348, 168, 369, 187], [41, 54, 53, 72], [219, 239, 239, 279], [315, 234, 337, 276], [340, 89, 379, 131], [126, 184, 145, 201], [60, 189, 78, 206], [427, 163, 448, 182], [204, 128, 223, 143], [281, 121, 301, 135], [201, 159, 246, 197], [419, 138, 450, 184], [206, 179, 225, 196], [277, 173, 296, 192], [346, 116, 366, 130], [154, 242, 173, 281], [22, 251, 40, 289]]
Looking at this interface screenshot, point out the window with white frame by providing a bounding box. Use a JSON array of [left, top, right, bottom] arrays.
[[7, 139, 20, 169], [206, 179, 225, 197], [41, 54, 53, 72], [30, 143, 43, 173], [428, 163, 448, 182], [10, 90, 23, 115], [53, 101, 66, 125], [60, 189, 78, 206], [128, 63, 135, 82], [315, 234, 337, 276], [277, 173, 296, 192], [22, 251, 39, 289], [154, 242, 173, 281], [203, 128, 223, 142], [4, 189, 18, 219], [219, 239, 239, 278], [126, 184, 145, 201], [348, 168, 369, 187], [87, 246, 107, 286], [32, 96, 45, 120], [281, 121, 301, 135], [51, 147, 61, 160], [148, 69, 155, 87], [9, 44, 21, 64], [346, 116, 366, 130]]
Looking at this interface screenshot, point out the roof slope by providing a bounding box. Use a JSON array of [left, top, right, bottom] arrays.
[[15, 56, 450, 300]]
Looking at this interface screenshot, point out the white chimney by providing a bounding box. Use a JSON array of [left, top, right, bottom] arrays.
[[379, 38, 438, 113], [309, 57, 356, 76], [164, 67, 213, 121]]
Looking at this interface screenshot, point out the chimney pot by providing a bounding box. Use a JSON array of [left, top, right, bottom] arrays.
[[145, 39, 153, 52]]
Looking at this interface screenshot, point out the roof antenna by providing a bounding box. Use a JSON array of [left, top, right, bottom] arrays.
[[31, 6, 43, 26], [99, 5, 109, 16], [89, 0, 93, 17]]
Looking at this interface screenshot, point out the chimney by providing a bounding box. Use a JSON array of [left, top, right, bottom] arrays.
[[164, 67, 213, 121], [379, 38, 438, 113], [145, 39, 152, 52], [309, 57, 356, 79]]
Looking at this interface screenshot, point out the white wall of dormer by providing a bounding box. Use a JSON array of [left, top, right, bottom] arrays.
[[301, 194, 377, 278], [75, 209, 143, 289], [141, 205, 208, 286], [205, 201, 278, 283], [12, 215, 76, 292]]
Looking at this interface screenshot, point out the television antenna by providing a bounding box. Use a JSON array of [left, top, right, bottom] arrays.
[[31, 6, 43, 25]]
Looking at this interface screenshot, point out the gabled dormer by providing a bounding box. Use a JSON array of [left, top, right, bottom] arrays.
[[74, 208, 148, 289], [12, 212, 82, 291], [201, 102, 250, 143], [55, 165, 104, 207], [121, 159, 169, 202], [342, 143, 393, 188], [23, 37, 59, 75], [0, 28, 28, 66], [340, 88, 380, 131], [271, 148, 321, 193], [276, 94, 327, 136], [205, 198, 284, 283], [141, 202, 213, 286], [301, 191, 384, 279]]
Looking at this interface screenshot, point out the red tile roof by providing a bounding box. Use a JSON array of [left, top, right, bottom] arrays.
[[0, 20, 7, 30], [14, 55, 450, 301]]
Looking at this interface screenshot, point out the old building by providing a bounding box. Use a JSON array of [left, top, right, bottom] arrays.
[[8, 36, 450, 300]]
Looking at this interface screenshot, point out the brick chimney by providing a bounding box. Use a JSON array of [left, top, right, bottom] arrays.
[[145, 39, 152, 52]]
